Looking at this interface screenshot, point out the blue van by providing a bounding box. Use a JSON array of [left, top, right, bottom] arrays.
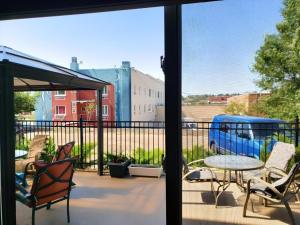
[[209, 115, 288, 159]]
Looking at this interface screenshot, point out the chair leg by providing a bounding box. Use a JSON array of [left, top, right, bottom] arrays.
[[67, 197, 70, 223], [243, 191, 250, 217], [32, 207, 35, 225], [283, 201, 295, 225]]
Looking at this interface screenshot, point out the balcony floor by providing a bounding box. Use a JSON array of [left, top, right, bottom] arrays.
[[17, 172, 300, 225]]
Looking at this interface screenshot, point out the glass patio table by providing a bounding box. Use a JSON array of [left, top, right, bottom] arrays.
[[15, 150, 28, 159], [204, 155, 264, 207]]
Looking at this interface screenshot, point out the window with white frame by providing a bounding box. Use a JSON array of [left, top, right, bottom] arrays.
[[148, 104, 152, 112], [102, 105, 108, 116], [102, 86, 108, 96], [55, 106, 66, 115], [71, 102, 76, 114], [55, 90, 66, 96]]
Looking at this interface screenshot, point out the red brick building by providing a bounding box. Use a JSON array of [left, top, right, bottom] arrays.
[[52, 85, 115, 121]]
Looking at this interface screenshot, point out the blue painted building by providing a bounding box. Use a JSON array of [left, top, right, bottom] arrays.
[[35, 91, 52, 120], [35, 57, 164, 121], [71, 58, 132, 121]]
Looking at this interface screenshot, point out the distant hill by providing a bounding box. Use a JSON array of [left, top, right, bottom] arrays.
[[182, 94, 239, 105]]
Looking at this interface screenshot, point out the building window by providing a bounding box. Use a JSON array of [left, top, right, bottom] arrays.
[[139, 105, 141, 114], [148, 104, 152, 112], [102, 105, 108, 116], [55, 106, 66, 115], [71, 102, 76, 114], [55, 90, 66, 96], [139, 87, 141, 96], [134, 85, 136, 95], [144, 104, 146, 113], [133, 105, 136, 114], [102, 86, 108, 96], [149, 89, 151, 97], [158, 91, 160, 98]]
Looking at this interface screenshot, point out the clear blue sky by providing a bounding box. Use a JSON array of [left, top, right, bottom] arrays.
[[0, 0, 283, 95]]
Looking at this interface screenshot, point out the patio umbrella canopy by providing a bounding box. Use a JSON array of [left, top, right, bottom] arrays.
[[0, 45, 109, 91]]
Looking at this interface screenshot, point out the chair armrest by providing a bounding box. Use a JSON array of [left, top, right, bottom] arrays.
[[266, 167, 288, 180], [247, 176, 283, 198], [16, 183, 29, 195], [187, 159, 204, 166]]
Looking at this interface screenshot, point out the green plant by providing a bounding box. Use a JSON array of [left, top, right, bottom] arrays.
[[131, 148, 164, 165], [40, 137, 56, 163], [72, 142, 95, 159], [183, 145, 212, 167], [15, 136, 29, 151]]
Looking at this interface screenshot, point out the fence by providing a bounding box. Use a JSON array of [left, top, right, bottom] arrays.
[[15, 117, 299, 170]]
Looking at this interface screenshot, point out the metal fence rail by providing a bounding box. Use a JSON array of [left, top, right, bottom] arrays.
[[15, 118, 299, 170]]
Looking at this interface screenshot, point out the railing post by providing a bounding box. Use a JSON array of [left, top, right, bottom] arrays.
[[79, 116, 84, 169], [97, 89, 104, 176], [295, 115, 299, 148]]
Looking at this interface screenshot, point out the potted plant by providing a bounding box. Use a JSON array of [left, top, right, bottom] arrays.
[[107, 155, 131, 178]]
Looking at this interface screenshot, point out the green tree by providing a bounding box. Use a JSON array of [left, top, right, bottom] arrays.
[[225, 102, 247, 115], [253, 0, 300, 121], [14, 92, 38, 114]]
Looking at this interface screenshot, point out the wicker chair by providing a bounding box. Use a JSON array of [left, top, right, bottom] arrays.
[[182, 158, 220, 202], [15, 135, 48, 172], [243, 162, 300, 225], [16, 158, 75, 225]]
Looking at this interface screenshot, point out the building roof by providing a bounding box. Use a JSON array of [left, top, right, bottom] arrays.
[[0, 46, 109, 91], [213, 114, 285, 123]]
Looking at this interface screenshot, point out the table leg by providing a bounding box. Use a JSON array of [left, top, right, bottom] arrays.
[[235, 171, 246, 192], [215, 170, 231, 207]]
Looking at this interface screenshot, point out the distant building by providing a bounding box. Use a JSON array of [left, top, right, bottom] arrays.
[[227, 93, 269, 111], [207, 96, 229, 104], [36, 58, 164, 121], [51, 85, 115, 121], [71, 58, 164, 121]]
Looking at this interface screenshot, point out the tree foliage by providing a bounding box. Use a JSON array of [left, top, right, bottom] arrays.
[[225, 102, 247, 115], [253, 0, 300, 121], [14, 92, 38, 114]]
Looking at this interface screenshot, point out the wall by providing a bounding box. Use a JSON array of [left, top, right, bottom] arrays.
[[79, 61, 131, 121], [227, 93, 269, 111], [35, 91, 52, 120], [131, 68, 164, 121]]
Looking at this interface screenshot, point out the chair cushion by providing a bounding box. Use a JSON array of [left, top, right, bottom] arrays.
[[186, 169, 217, 182], [250, 183, 276, 198]]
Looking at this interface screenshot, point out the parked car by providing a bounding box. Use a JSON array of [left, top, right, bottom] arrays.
[[209, 114, 289, 159]]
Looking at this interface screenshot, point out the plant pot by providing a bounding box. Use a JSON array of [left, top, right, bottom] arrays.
[[108, 159, 131, 178], [128, 164, 163, 178]]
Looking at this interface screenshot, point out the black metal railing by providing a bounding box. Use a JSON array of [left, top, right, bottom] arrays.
[[15, 117, 299, 170]]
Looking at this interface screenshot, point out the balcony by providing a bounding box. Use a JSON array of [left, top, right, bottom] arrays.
[[16, 171, 300, 225]]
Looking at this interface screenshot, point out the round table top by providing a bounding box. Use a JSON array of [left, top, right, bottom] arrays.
[[15, 150, 28, 159], [204, 155, 264, 171]]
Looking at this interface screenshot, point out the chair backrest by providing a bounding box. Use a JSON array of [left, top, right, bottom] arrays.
[[272, 162, 300, 195], [265, 142, 295, 171], [31, 158, 74, 206], [27, 135, 48, 160], [52, 141, 75, 162]]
